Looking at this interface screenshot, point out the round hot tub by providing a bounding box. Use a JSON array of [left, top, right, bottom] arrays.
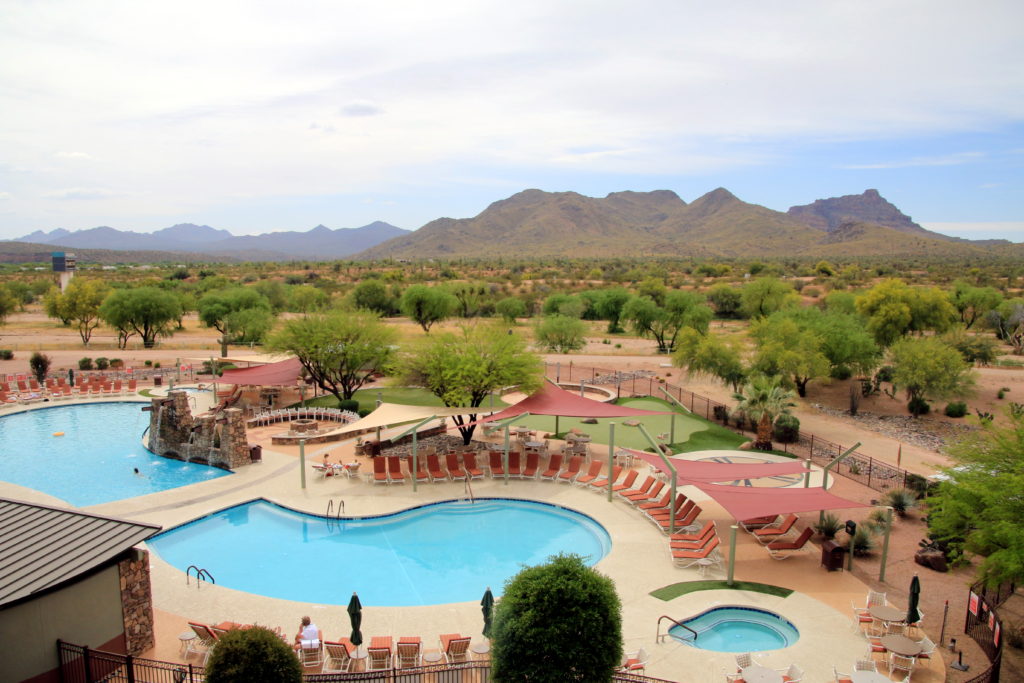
[[668, 606, 799, 652]]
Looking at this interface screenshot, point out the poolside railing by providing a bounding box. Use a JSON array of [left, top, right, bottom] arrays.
[[57, 641, 680, 682], [547, 362, 921, 495]]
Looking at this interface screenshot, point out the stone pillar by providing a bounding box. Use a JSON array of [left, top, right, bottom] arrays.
[[118, 548, 155, 655], [146, 391, 194, 456], [218, 408, 251, 469]]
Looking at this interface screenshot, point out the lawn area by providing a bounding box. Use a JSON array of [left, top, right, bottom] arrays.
[[302, 387, 509, 412]]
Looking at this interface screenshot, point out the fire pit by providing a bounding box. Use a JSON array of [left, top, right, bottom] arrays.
[[289, 419, 319, 435]]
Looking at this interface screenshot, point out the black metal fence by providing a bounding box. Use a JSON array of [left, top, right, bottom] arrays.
[[961, 582, 1013, 683], [57, 642, 678, 683], [548, 362, 918, 494]]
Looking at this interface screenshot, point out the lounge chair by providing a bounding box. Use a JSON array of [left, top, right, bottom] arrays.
[[463, 452, 484, 480], [411, 456, 430, 483], [672, 536, 722, 569], [626, 480, 665, 505], [654, 502, 701, 532], [488, 450, 506, 478], [323, 640, 354, 672], [367, 636, 392, 671], [557, 455, 584, 483], [574, 460, 604, 487], [446, 453, 467, 481], [186, 622, 218, 664], [522, 451, 540, 478], [740, 514, 779, 531], [611, 469, 638, 493], [372, 457, 389, 485], [387, 456, 407, 484], [752, 513, 798, 542], [539, 454, 563, 481], [670, 520, 716, 549], [765, 527, 813, 559], [508, 451, 523, 478], [590, 465, 622, 491], [427, 454, 446, 482], [396, 637, 422, 668], [637, 490, 673, 514], [647, 495, 689, 519], [440, 633, 471, 663]]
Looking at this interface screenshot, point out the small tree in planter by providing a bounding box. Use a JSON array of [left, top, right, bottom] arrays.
[[29, 352, 52, 384]]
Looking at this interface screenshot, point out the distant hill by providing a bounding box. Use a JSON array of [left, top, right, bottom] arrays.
[[11, 221, 408, 261], [786, 189, 953, 240]]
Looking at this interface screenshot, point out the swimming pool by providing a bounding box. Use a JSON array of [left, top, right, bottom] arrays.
[[0, 402, 230, 506], [669, 606, 800, 652], [149, 498, 611, 606]]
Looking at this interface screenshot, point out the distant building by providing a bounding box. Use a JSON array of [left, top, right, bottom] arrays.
[[51, 251, 76, 291]]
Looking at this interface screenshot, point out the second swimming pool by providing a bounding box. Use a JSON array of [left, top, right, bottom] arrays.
[[149, 498, 612, 606]]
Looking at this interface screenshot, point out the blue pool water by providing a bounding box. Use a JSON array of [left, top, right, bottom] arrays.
[[669, 606, 800, 652], [149, 498, 611, 606], [0, 402, 230, 506]]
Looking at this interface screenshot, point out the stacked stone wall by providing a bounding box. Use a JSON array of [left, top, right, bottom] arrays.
[[118, 549, 154, 655]]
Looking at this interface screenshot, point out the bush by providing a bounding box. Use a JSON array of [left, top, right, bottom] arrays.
[[814, 512, 843, 539], [78, 357, 94, 370], [204, 625, 302, 683], [358, 408, 373, 418], [108, 358, 124, 369], [94, 357, 109, 370], [830, 365, 852, 380], [492, 554, 622, 682], [944, 402, 968, 418], [712, 405, 729, 423], [338, 399, 359, 413], [998, 387, 1010, 399], [907, 396, 930, 416], [881, 488, 918, 517], [851, 527, 876, 556], [144, 360, 153, 367], [29, 352, 52, 383], [864, 509, 893, 534], [773, 414, 800, 443], [0, 350, 13, 360]]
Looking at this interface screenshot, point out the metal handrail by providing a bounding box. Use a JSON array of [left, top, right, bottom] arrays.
[[656, 615, 696, 643], [185, 565, 215, 587], [464, 478, 475, 504]]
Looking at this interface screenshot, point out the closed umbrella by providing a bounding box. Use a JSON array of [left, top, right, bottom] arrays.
[[906, 574, 921, 626], [481, 587, 495, 638], [347, 591, 363, 648]]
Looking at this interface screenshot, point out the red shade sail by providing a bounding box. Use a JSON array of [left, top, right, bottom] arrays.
[[219, 357, 304, 386], [692, 481, 871, 522], [482, 381, 674, 421], [630, 449, 809, 483]]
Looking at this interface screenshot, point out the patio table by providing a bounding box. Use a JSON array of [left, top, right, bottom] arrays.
[[851, 672, 890, 683], [869, 605, 905, 623], [881, 634, 922, 657], [741, 664, 783, 683]]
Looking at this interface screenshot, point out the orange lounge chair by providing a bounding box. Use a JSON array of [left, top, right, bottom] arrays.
[[611, 469, 638, 493], [618, 475, 656, 501], [671, 521, 717, 549], [650, 496, 691, 519], [626, 480, 665, 505], [753, 513, 798, 542], [638, 489, 673, 513], [557, 455, 584, 483], [657, 503, 701, 532], [672, 536, 722, 569], [186, 622, 219, 664], [765, 527, 813, 559], [488, 450, 506, 478], [463, 452, 484, 479], [372, 457, 389, 485], [522, 451, 540, 478], [671, 520, 716, 543], [540, 454, 563, 480], [427, 454, 446, 482], [396, 637, 422, 668], [507, 451, 523, 478], [411, 455, 430, 483], [367, 635, 392, 671], [387, 456, 407, 484], [590, 465, 622, 491], [439, 633, 471, 663], [740, 514, 779, 531], [323, 639, 355, 673], [445, 453, 467, 481], [574, 460, 604, 487]]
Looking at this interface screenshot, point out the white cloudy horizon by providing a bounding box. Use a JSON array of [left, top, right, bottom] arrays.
[[1, 1, 1022, 241]]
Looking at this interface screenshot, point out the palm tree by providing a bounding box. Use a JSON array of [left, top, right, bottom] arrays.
[[732, 375, 797, 450]]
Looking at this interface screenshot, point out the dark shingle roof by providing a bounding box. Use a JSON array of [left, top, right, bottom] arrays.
[[0, 498, 161, 608]]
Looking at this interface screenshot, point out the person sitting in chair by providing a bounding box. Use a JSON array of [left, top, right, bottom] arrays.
[[293, 616, 321, 650]]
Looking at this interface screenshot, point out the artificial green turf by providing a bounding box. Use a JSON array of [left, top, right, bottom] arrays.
[[650, 580, 793, 601], [301, 387, 508, 410]]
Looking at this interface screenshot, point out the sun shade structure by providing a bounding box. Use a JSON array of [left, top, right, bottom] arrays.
[[629, 449, 809, 484], [218, 357, 305, 386], [688, 481, 872, 521], [329, 402, 483, 438], [478, 381, 675, 423]]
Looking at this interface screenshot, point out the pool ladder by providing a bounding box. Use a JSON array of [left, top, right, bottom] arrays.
[[464, 479, 475, 504], [186, 565, 215, 589], [656, 614, 697, 643], [326, 499, 345, 518]]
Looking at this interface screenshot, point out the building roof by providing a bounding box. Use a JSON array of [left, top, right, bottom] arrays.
[[0, 498, 161, 608]]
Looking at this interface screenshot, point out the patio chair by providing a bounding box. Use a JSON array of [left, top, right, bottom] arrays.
[[540, 454, 563, 481], [657, 502, 701, 533], [396, 637, 422, 668], [387, 456, 407, 484], [765, 527, 813, 559], [186, 622, 218, 664], [752, 513, 798, 542], [832, 665, 853, 683], [851, 601, 873, 632], [411, 456, 430, 483], [627, 480, 665, 505], [507, 451, 523, 478], [916, 636, 936, 659], [323, 640, 354, 673], [866, 590, 887, 607], [621, 647, 649, 673], [648, 495, 690, 521], [574, 460, 604, 487], [367, 646, 391, 671], [372, 457, 389, 485], [557, 455, 584, 483], [426, 454, 446, 482], [735, 652, 757, 670], [672, 536, 721, 569], [778, 663, 804, 682], [888, 652, 916, 677], [854, 658, 877, 672], [670, 520, 716, 549], [617, 474, 654, 501], [445, 453, 467, 481], [590, 465, 622, 491], [440, 633, 471, 663], [463, 452, 484, 480], [522, 451, 540, 478], [611, 469, 638, 494], [637, 489, 673, 514], [740, 514, 779, 532], [488, 450, 506, 478]]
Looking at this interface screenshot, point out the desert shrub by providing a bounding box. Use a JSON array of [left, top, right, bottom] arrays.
[[94, 357, 109, 370], [78, 357, 94, 370], [864, 509, 893, 534], [144, 359, 153, 367], [204, 625, 302, 683], [29, 352, 52, 383], [0, 350, 13, 360], [108, 358, 124, 368], [712, 405, 729, 423], [998, 387, 1010, 399], [830, 365, 852, 380], [358, 408, 373, 417], [907, 396, 930, 416], [814, 512, 843, 539], [773, 414, 800, 443], [338, 399, 359, 413], [851, 527, 876, 556], [881, 488, 918, 517], [944, 401, 968, 418]]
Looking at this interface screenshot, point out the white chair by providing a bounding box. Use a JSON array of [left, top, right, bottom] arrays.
[[916, 635, 936, 659], [775, 663, 803, 682], [298, 641, 323, 668], [735, 652, 756, 670], [621, 647, 649, 673], [855, 658, 877, 672], [323, 641, 353, 673], [866, 590, 887, 607], [832, 665, 853, 683], [851, 601, 873, 632], [889, 652, 916, 677]]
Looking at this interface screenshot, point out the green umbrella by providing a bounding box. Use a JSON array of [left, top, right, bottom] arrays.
[[906, 574, 921, 625], [481, 587, 495, 638], [347, 591, 363, 647]]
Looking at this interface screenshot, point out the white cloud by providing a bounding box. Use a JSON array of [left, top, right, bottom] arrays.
[[43, 187, 119, 200], [840, 152, 985, 170], [340, 101, 384, 117], [54, 151, 92, 160]]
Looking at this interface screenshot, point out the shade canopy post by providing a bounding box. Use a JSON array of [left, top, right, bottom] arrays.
[[299, 439, 307, 490], [607, 422, 616, 503], [727, 524, 738, 586], [879, 506, 895, 583], [820, 442, 861, 525], [392, 415, 437, 494], [638, 423, 677, 533]]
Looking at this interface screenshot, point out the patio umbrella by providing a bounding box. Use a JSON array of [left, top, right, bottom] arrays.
[[906, 574, 921, 625], [481, 587, 494, 638], [347, 591, 363, 647]]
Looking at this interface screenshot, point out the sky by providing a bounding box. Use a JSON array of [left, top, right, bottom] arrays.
[[1, 1, 1022, 242]]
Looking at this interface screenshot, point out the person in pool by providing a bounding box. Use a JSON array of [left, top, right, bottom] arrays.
[[293, 616, 320, 650], [133, 468, 144, 477]]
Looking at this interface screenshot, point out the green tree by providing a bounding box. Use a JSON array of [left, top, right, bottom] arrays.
[[288, 285, 328, 313], [447, 281, 488, 318], [542, 293, 585, 318], [59, 278, 111, 344], [0, 283, 18, 328], [732, 375, 796, 450], [98, 287, 181, 349], [985, 299, 1024, 354], [822, 290, 858, 315], [29, 351, 51, 384], [889, 337, 976, 415], [622, 291, 712, 353], [495, 297, 527, 324], [399, 284, 456, 332], [595, 287, 632, 332], [351, 280, 395, 315], [268, 309, 397, 402], [42, 286, 72, 325], [198, 287, 273, 357], [491, 554, 622, 683], [673, 328, 747, 391], [205, 625, 302, 683], [253, 279, 290, 312], [395, 324, 542, 444], [856, 279, 957, 346], [740, 277, 798, 319], [706, 283, 743, 319], [535, 315, 588, 353], [927, 409, 1024, 587], [950, 281, 1002, 330]]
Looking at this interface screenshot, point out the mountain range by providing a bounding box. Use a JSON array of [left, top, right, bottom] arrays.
[[4, 189, 1019, 262]]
